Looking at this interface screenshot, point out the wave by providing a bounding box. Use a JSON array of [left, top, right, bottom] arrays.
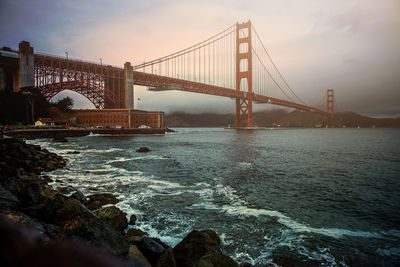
[[221, 205, 397, 240], [106, 157, 133, 164], [132, 155, 171, 160]]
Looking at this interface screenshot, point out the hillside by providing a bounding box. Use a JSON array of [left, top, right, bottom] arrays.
[[165, 110, 400, 128]]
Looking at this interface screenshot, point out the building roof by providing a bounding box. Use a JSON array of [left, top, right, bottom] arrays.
[[38, 118, 55, 123]]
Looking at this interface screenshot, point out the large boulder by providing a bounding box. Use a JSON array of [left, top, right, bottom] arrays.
[[0, 185, 20, 209], [194, 253, 238, 267], [23, 189, 67, 223], [86, 193, 119, 210], [173, 230, 223, 267], [93, 206, 128, 232], [127, 245, 152, 267], [0, 215, 135, 267], [156, 247, 176, 267], [17, 176, 45, 207], [70, 190, 87, 204], [57, 216, 129, 256], [54, 198, 94, 226], [137, 236, 166, 266], [126, 228, 147, 239]]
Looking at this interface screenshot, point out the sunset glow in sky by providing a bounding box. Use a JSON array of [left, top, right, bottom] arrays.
[[1, 0, 399, 116]]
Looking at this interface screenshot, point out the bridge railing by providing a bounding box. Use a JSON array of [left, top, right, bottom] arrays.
[[35, 51, 123, 70]]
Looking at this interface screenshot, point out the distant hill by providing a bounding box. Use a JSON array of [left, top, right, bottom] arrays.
[[335, 112, 400, 128], [165, 110, 400, 128]]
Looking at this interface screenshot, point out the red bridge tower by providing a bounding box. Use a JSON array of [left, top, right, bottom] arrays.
[[235, 21, 253, 127], [327, 89, 335, 128]]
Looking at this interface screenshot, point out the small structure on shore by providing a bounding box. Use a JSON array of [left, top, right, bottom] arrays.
[[35, 117, 55, 127]]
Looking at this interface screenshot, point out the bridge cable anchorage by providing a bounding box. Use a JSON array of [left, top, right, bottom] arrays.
[[251, 25, 308, 106]]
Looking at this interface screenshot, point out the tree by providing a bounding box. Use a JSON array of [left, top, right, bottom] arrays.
[[54, 97, 74, 112]]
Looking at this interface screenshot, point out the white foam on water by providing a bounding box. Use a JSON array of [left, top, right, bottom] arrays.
[[189, 202, 220, 210], [106, 157, 133, 164], [132, 155, 170, 160], [221, 205, 391, 240], [88, 133, 102, 136], [215, 184, 247, 206], [237, 162, 253, 169], [83, 148, 123, 153]]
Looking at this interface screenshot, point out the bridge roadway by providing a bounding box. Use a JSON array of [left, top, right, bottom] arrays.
[[33, 53, 327, 115], [132, 71, 328, 115]]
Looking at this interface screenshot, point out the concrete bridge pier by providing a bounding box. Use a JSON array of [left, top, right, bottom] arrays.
[[16, 41, 34, 92], [124, 62, 134, 109]]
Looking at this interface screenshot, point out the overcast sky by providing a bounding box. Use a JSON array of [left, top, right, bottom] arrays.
[[1, 0, 399, 116]]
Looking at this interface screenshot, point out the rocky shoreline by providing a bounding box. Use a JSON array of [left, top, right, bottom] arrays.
[[0, 137, 241, 267]]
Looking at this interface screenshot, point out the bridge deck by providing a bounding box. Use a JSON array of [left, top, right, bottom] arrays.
[[133, 71, 327, 114]]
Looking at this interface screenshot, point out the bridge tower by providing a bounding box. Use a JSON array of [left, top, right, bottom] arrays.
[[327, 89, 335, 128], [235, 21, 253, 127]]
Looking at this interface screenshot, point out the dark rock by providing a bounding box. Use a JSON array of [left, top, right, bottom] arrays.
[[58, 186, 76, 194], [41, 175, 53, 183], [1, 208, 48, 238], [40, 189, 67, 217], [42, 223, 60, 238], [66, 151, 80, 154], [53, 136, 68, 142], [23, 189, 67, 223], [151, 237, 170, 249], [24, 241, 133, 267], [136, 147, 151, 153], [0, 215, 134, 267], [70, 190, 87, 203], [194, 253, 238, 267], [127, 245, 152, 267], [57, 216, 129, 256], [129, 214, 137, 225], [93, 206, 128, 232], [156, 247, 176, 267], [86, 193, 119, 210], [18, 176, 45, 207], [54, 198, 94, 226], [200, 229, 221, 245], [126, 228, 148, 238], [0, 185, 20, 209], [173, 230, 221, 267], [137, 236, 165, 266], [126, 228, 148, 244]]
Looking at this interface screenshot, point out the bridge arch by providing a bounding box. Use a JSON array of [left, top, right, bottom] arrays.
[[40, 81, 108, 109], [34, 54, 125, 110]]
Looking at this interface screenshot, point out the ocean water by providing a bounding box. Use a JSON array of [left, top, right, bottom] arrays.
[[28, 128, 400, 266]]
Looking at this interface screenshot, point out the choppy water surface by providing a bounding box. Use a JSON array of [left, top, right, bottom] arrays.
[[29, 128, 400, 266]]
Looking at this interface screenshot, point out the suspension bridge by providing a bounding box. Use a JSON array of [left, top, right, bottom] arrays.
[[8, 20, 335, 128]]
